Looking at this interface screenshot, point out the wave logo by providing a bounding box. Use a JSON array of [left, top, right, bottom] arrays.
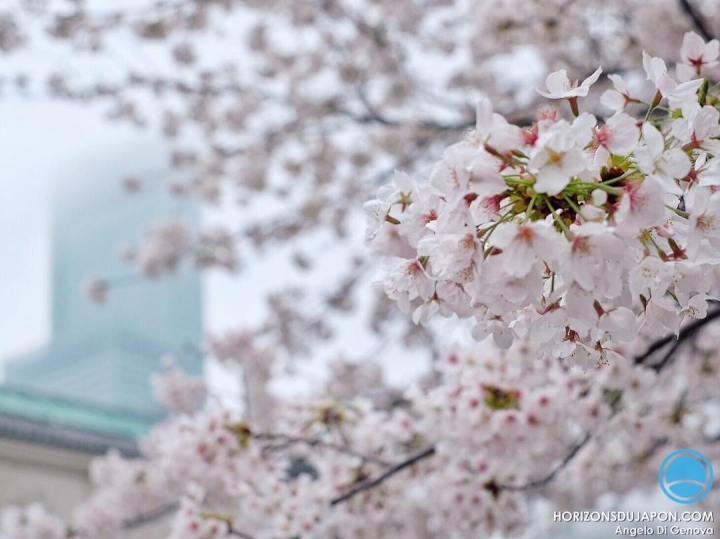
[[658, 449, 714, 504]]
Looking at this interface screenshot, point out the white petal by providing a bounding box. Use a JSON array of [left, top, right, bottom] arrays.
[[601, 89, 626, 112], [705, 39, 720, 63], [681, 32, 706, 64], [364, 199, 389, 222], [605, 113, 640, 155], [676, 63, 697, 83], [640, 122, 664, 157], [535, 165, 571, 195], [581, 66, 603, 88], [658, 148, 691, 179], [475, 97, 494, 138], [559, 149, 588, 177], [607, 73, 628, 94], [538, 69, 570, 98]]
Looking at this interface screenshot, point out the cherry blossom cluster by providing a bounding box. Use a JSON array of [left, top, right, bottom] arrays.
[[3, 331, 719, 539], [151, 356, 208, 414], [134, 220, 239, 278], [367, 31, 720, 370], [3, 6, 720, 539]]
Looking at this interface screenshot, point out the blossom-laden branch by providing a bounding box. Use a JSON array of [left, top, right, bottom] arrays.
[[327, 304, 720, 507], [323, 307, 720, 503]]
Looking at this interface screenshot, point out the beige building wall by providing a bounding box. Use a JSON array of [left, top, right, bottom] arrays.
[[0, 439, 169, 538]]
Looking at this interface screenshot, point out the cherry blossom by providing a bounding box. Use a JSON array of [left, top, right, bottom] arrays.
[[151, 359, 207, 415], [528, 115, 594, 194], [593, 112, 640, 155], [680, 31, 720, 73], [634, 123, 691, 193], [600, 74, 635, 112]]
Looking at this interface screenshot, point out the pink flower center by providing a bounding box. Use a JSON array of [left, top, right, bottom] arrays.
[[697, 214, 715, 232], [516, 225, 535, 244], [571, 235, 592, 254], [594, 126, 611, 147]]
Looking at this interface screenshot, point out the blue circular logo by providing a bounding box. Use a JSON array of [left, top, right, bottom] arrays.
[[658, 449, 714, 504]]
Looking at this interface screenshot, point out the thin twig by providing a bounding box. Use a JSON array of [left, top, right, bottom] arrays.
[[678, 0, 715, 42], [255, 433, 392, 467], [122, 502, 179, 530], [496, 433, 591, 491], [228, 526, 255, 539], [330, 445, 436, 506], [635, 307, 720, 369], [649, 337, 685, 373]]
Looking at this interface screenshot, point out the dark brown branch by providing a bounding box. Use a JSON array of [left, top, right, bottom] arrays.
[[496, 433, 591, 491], [255, 433, 392, 466], [330, 445, 436, 506], [228, 526, 255, 539], [635, 306, 720, 370], [678, 0, 715, 42], [122, 502, 179, 530], [648, 337, 685, 373]]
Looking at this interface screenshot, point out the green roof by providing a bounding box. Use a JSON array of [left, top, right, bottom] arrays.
[[0, 386, 157, 439]]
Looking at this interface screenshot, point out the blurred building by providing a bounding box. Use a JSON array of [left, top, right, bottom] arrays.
[[4, 145, 202, 417], [0, 143, 200, 534]]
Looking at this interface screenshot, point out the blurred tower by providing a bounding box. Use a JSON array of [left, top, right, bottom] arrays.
[[3, 143, 202, 419]]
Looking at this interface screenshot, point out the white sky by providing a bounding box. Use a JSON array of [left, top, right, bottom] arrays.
[[0, 101, 101, 360]]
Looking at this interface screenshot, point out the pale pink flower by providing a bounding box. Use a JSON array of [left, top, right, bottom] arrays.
[[563, 223, 624, 295], [643, 51, 703, 108], [642, 52, 675, 95], [528, 117, 593, 195], [152, 359, 207, 414], [696, 154, 720, 188], [593, 112, 639, 155], [614, 176, 666, 232], [634, 123, 690, 193], [686, 188, 720, 256], [364, 170, 416, 240], [379, 257, 435, 313], [680, 31, 720, 72], [600, 74, 633, 112], [672, 104, 720, 154], [473, 97, 522, 153], [598, 307, 637, 343], [136, 219, 190, 277], [491, 220, 566, 278]]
